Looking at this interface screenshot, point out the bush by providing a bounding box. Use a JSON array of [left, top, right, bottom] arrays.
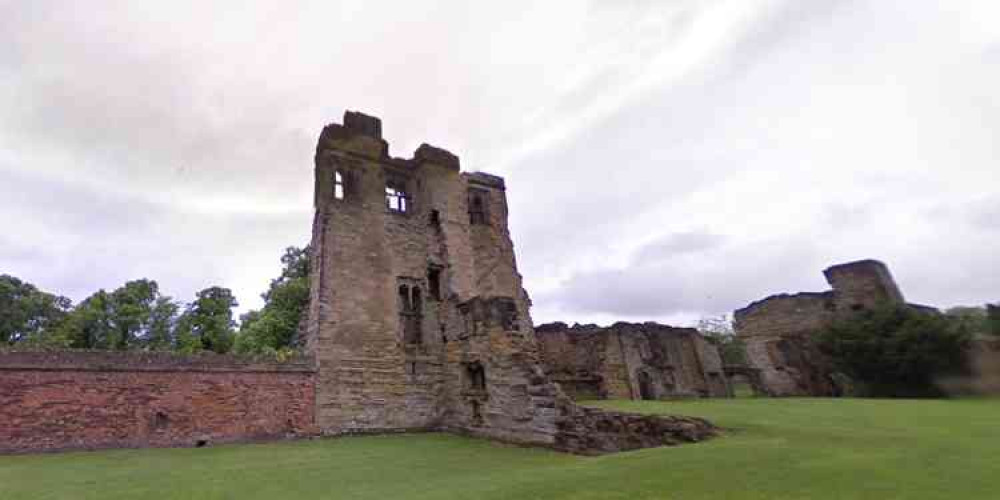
[[816, 304, 970, 398]]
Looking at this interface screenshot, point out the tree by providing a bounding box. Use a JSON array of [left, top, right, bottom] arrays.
[[945, 306, 988, 337], [0, 275, 72, 345], [175, 286, 238, 354], [55, 279, 178, 350], [145, 296, 180, 350], [235, 246, 310, 356], [817, 304, 970, 397], [697, 315, 746, 365]]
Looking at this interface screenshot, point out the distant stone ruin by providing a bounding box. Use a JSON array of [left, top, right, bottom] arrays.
[[535, 322, 729, 400], [733, 259, 932, 396]]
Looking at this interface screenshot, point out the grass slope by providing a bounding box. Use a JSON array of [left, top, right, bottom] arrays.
[[1, 398, 997, 499]]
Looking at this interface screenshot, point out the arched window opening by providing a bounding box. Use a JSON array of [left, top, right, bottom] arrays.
[[466, 362, 486, 391]]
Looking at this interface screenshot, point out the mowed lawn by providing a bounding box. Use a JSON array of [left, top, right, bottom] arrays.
[[1, 399, 997, 500]]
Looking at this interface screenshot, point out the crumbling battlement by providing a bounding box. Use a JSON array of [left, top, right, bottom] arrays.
[[733, 259, 917, 396], [535, 322, 729, 401], [305, 111, 717, 453]]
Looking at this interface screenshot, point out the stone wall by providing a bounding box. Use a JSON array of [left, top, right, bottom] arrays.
[[733, 260, 912, 396], [305, 111, 717, 453], [535, 322, 729, 400], [0, 351, 316, 453]]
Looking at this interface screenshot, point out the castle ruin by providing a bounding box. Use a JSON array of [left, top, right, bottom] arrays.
[[0, 111, 721, 455], [535, 322, 730, 400], [734, 259, 930, 396], [301, 111, 716, 452]]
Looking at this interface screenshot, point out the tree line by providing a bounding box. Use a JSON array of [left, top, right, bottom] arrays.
[[0, 246, 310, 358]]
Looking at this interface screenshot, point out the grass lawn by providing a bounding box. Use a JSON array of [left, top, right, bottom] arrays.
[[1, 398, 997, 499]]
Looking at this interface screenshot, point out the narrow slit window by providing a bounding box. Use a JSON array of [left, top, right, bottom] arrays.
[[334, 171, 345, 200], [428, 267, 441, 301]]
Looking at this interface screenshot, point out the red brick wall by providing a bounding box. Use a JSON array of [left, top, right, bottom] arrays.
[[0, 351, 316, 453]]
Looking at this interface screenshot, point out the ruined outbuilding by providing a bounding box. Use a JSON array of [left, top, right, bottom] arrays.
[[535, 322, 729, 400], [733, 259, 928, 396]]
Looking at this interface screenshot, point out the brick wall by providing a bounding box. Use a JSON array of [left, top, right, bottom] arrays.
[[0, 351, 316, 453]]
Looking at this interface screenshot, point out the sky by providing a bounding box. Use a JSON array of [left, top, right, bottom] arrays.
[[1, 0, 998, 326]]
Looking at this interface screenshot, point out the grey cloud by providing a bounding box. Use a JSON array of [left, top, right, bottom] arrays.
[[633, 231, 725, 264], [541, 237, 823, 318]]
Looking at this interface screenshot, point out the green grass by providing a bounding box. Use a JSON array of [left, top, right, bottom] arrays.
[[2, 398, 997, 499]]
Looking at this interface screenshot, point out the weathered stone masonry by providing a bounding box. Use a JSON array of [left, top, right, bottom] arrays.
[[535, 322, 729, 401], [305, 111, 716, 453], [0, 351, 315, 453], [733, 259, 926, 396]]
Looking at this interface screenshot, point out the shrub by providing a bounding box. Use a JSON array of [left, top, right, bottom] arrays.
[[816, 304, 970, 397]]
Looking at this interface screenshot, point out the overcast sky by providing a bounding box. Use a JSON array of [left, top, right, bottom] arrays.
[[2, 1, 998, 326]]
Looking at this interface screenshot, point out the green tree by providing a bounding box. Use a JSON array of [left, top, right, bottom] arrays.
[[176, 286, 238, 354], [235, 246, 310, 356], [945, 306, 988, 337], [145, 296, 180, 350], [0, 275, 72, 345], [697, 315, 746, 365], [56, 290, 114, 348], [817, 304, 970, 397], [55, 279, 178, 350]]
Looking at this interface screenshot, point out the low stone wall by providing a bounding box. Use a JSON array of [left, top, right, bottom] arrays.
[[554, 405, 717, 455], [0, 351, 317, 453]]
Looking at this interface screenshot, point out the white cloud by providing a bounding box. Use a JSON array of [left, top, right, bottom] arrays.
[[1, 1, 997, 322]]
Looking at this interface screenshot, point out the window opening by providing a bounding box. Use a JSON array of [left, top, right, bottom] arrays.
[[386, 181, 410, 213], [466, 361, 486, 391], [498, 299, 518, 331], [400, 283, 423, 345], [468, 189, 488, 225], [398, 285, 411, 311], [428, 267, 441, 301], [334, 171, 345, 200]]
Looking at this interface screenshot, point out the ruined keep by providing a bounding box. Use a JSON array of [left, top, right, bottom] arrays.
[[535, 322, 729, 400], [733, 259, 916, 396], [0, 110, 717, 455], [302, 111, 716, 453]]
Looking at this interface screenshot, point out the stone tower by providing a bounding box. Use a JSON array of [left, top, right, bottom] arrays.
[[304, 111, 715, 452], [823, 259, 905, 311]]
